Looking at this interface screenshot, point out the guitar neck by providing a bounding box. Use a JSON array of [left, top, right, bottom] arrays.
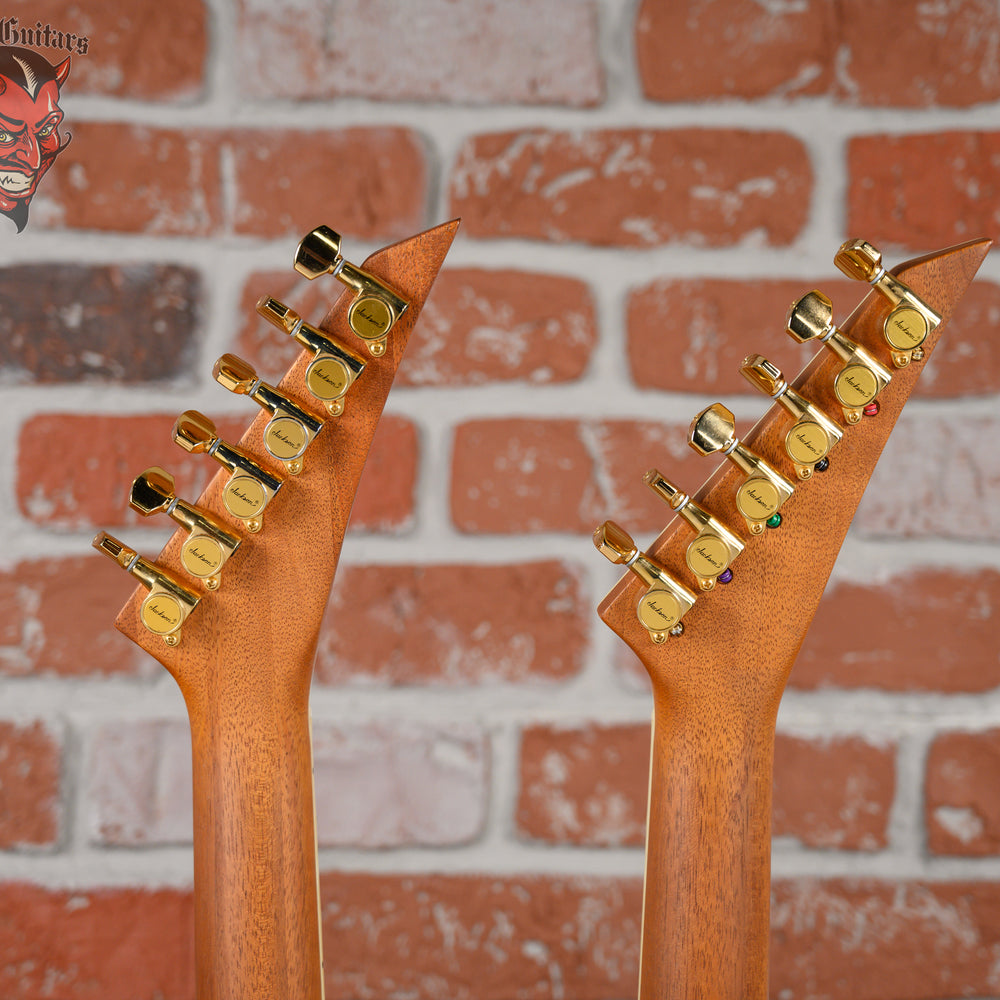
[[188, 673, 320, 999], [597, 239, 991, 1000], [640, 695, 776, 999]]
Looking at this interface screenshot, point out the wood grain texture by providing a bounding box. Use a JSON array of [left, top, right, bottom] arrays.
[[113, 219, 459, 1000], [597, 239, 991, 1000]]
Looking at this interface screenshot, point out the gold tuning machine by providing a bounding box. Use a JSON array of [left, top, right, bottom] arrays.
[[786, 290, 893, 424], [172, 410, 283, 533], [835, 238, 941, 369], [129, 467, 241, 590], [92, 531, 200, 646], [740, 354, 844, 481], [593, 520, 696, 643], [689, 402, 794, 536], [644, 470, 744, 591], [213, 354, 323, 475], [293, 225, 409, 356], [256, 296, 366, 416]]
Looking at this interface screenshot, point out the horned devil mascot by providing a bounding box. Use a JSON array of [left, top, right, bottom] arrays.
[[0, 45, 70, 233]]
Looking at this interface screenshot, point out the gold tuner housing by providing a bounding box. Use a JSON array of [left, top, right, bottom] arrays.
[[593, 520, 696, 643], [172, 410, 283, 533], [835, 238, 941, 369], [213, 354, 323, 475], [293, 225, 409, 356], [644, 469, 745, 591], [92, 531, 200, 646], [786, 290, 893, 425], [256, 296, 367, 416], [740, 354, 844, 481], [688, 402, 794, 536], [129, 467, 241, 590]]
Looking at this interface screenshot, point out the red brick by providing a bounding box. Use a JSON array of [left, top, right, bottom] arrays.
[[516, 723, 649, 846], [926, 730, 1000, 855], [35, 123, 224, 235], [0, 721, 61, 847], [5, 2, 207, 100], [0, 556, 138, 677], [450, 419, 699, 534], [0, 264, 200, 384], [235, 267, 598, 387], [401, 268, 597, 386], [235, 0, 602, 106], [627, 278, 860, 394], [772, 735, 894, 850], [316, 561, 586, 685], [836, 0, 1000, 108], [449, 129, 811, 247], [17, 413, 416, 532], [915, 280, 1000, 396], [0, 882, 194, 999], [848, 132, 1000, 249], [230, 127, 427, 240], [636, 0, 833, 102], [516, 723, 893, 850], [793, 569, 1000, 692], [857, 415, 1000, 539], [770, 879, 1000, 998], [319, 872, 641, 1000], [87, 719, 488, 848]]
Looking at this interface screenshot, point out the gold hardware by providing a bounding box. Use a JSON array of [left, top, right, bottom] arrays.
[[593, 520, 696, 643], [92, 531, 200, 646], [213, 354, 324, 475], [293, 225, 409, 356], [786, 290, 893, 424], [256, 296, 367, 415], [835, 238, 941, 369], [172, 410, 283, 533], [644, 469, 745, 591], [129, 467, 241, 590], [740, 354, 844, 480], [688, 402, 794, 536]]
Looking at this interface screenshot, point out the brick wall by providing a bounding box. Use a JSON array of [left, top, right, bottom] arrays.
[[1, 1, 999, 998]]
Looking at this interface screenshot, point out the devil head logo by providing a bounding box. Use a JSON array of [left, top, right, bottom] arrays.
[[0, 45, 70, 233]]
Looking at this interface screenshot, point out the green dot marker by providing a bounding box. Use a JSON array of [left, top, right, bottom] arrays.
[[766, 513, 783, 529]]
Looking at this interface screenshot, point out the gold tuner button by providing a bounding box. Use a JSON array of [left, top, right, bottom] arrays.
[[129, 467, 241, 590], [740, 354, 844, 481], [256, 296, 367, 416], [171, 410, 283, 533], [644, 469, 744, 591], [293, 224, 409, 357], [688, 402, 794, 536], [786, 290, 893, 425], [213, 354, 323, 475], [835, 238, 941, 369], [593, 520, 696, 643], [92, 531, 200, 646]]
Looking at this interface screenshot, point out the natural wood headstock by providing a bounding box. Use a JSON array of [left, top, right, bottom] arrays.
[[114, 219, 458, 700], [103, 219, 458, 1000], [596, 237, 990, 1000], [599, 238, 991, 708]]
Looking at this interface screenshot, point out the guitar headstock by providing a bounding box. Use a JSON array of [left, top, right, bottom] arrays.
[[597, 238, 990, 712], [100, 220, 458, 707]]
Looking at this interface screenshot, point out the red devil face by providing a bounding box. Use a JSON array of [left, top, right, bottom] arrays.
[[0, 75, 64, 212]]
